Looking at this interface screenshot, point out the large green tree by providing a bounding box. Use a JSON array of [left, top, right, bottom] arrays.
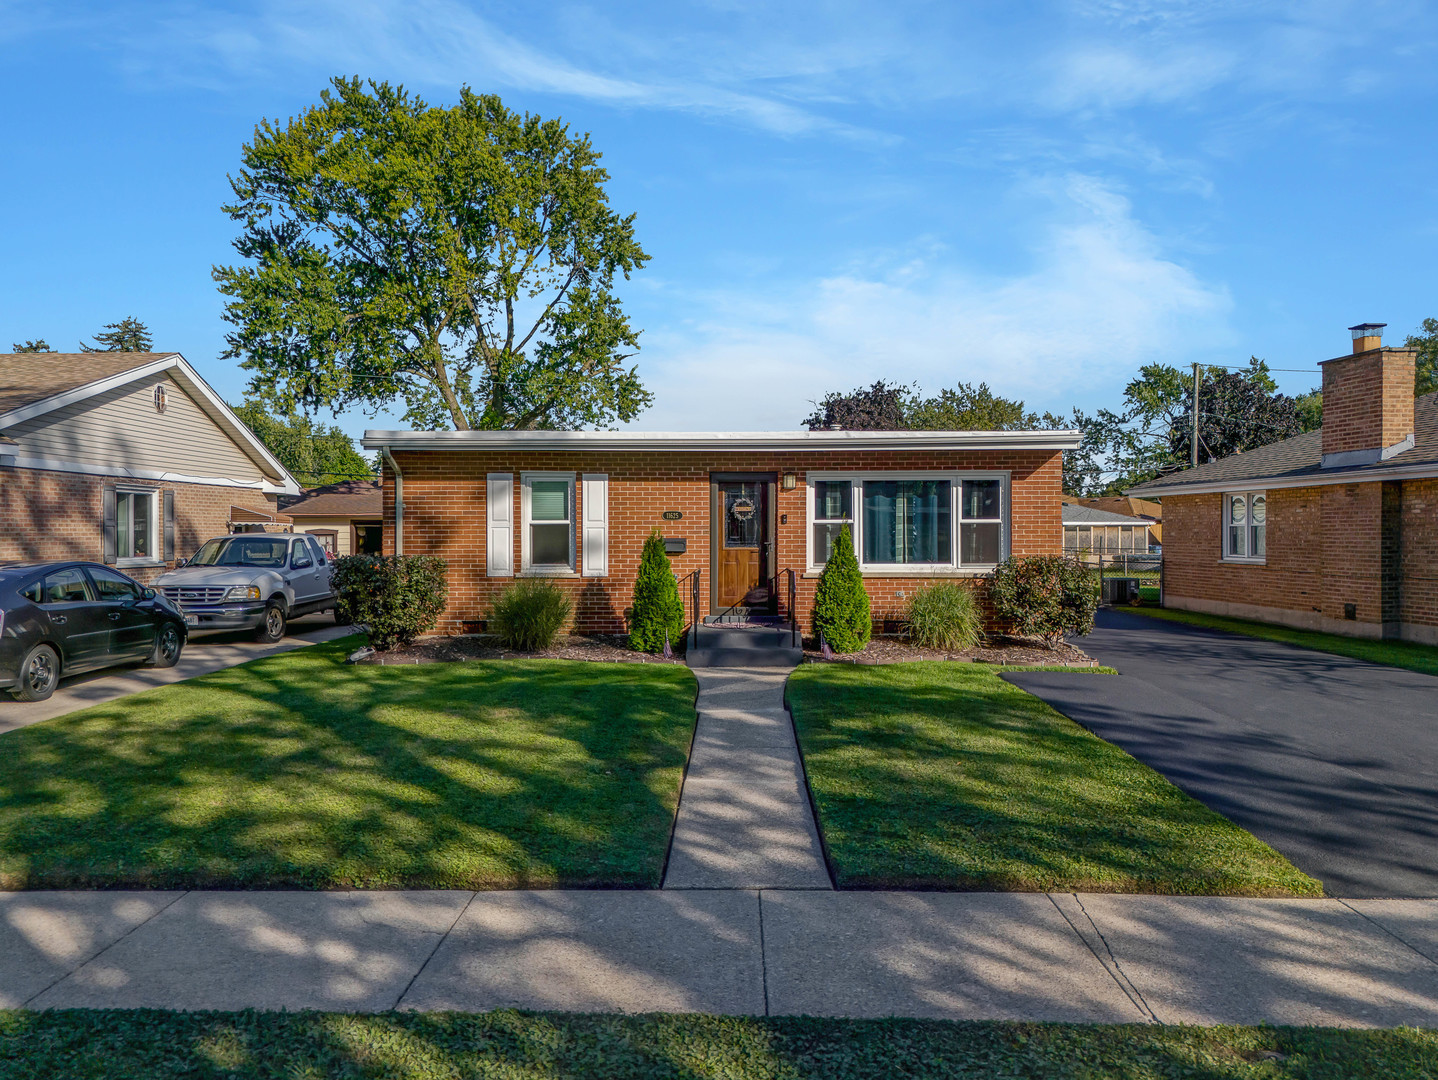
[[215, 78, 652, 432], [1068, 358, 1305, 496], [1405, 317, 1438, 397], [231, 401, 374, 487], [81, 318, 152, 352]]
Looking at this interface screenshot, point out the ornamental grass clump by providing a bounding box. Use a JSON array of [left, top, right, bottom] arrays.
[[488, 579, 573, 651], [630, 530, 685, 653], [812, 525, 871, 653], [906, 581, 983, 651], [332, 554, 448, 651], [987, 554, 1097, 647]]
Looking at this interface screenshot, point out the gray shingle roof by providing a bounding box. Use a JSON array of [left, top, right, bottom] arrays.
[[0, 353, 176, 415], [1128, 392, 1438, 496], [1062, 502, 1152, 525]]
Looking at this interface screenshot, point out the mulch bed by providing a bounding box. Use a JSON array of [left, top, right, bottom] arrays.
[[800, 634, 1098, 667], [355, 633, 687, 666]]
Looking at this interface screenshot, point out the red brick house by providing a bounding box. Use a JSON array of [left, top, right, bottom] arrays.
[[359, 427, 1080, 634], [1129, 325, 1438, 644], [0, 352, 301, 582]]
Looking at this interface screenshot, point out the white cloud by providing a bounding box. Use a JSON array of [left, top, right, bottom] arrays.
[[628, 175, 1231, 430]]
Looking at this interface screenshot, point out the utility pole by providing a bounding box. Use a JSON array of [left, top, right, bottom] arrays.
[[1191, 362, 1201, 467]]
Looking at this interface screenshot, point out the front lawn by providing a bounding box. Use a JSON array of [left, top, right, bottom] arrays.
[[0, 640, 696, 889], [787, 663, 1321, 895], [5, 1010, 1436, 1079], [1129, 606, 1438, 678]]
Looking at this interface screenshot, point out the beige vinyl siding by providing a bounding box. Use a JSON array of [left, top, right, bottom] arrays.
[[292, 519, 355, 555], [7, 372, 267, 484]]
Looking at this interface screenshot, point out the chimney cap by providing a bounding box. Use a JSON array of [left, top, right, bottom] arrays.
[[1349, 322, 1387, 338]]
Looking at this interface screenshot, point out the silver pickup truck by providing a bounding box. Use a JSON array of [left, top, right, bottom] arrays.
[[154, 533, 337, 642]]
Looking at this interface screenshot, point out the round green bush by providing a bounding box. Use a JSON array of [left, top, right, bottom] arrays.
[[987, 554, 1097, 647], [905, 581, 983, 651], [811, 525, 871, 653], [331, 554, 448, 651], [488, 579, 573, 652], [630, 530, 685, 653]]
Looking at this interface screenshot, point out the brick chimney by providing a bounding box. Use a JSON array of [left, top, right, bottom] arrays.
[[1319, 323, 1417, 468]]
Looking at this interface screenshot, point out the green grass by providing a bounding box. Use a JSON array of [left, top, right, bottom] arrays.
[[786, 663, 1321, 895], [0, 640, 697, 889], [4, 1010, 1436, 1079], [1128, 606, 1438, 678]]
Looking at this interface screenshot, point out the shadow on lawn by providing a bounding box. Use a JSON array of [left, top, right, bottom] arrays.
[[786, 664, 1321, 895], [0, 643, 696, 890]]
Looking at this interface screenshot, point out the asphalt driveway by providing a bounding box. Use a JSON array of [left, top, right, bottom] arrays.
[[1006, 608, 1438, 898], [0, 615, 354, 734]]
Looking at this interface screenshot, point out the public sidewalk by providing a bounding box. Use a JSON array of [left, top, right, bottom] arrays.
[[7, 888, 1438, 1025]]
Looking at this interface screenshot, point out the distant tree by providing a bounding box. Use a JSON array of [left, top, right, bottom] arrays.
[[11, 339, 53, 352], [907, 381, 1066, 432], [215, 78, 651, 432], [230, 401, 373, 487], [1070, 358, 1302, 495], [1405, 317, 1438, 397], [80, 317, 152, 352], [1294, 388, 1323, 432], [803, 380, 913, 430]]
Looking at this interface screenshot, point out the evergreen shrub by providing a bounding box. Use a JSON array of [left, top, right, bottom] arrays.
[[331, 554, 448, 651], [630, 530, 685, 653], [811, 525, 871, 653], [488, 579, 573, 651], [987, 554, 1097, 647], [906, 581, 983, 651]]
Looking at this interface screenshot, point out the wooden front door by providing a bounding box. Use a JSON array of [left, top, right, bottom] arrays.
[[713, 478, 772, 611]]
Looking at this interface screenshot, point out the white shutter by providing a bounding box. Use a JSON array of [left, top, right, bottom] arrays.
[[486, 473, 514, 577], [581, 474, 608, 577]]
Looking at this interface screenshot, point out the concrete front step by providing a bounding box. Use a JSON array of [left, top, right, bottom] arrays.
[[701, 628, 799, 650], [687, 646, 803, 668]]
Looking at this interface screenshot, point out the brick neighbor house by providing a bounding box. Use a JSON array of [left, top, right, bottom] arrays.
[[1128, 324, 1438, 644], [0, 352, 301, 582], [358, 426, 1080, 635]]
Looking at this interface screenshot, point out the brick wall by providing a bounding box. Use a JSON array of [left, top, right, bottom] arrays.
[[382, 448, 1064, 634], [1161, 477, 1438, 642], [1320, 347, 1416, 457], [0, 465, 279, 584]]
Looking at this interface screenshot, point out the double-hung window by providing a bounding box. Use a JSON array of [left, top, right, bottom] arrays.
[[808, 473, 1007, 571], [522, 473, 575, 573], [811, 480, 854, 565], [115, 488, 157, 565], [1224, 492, 1266, 561]]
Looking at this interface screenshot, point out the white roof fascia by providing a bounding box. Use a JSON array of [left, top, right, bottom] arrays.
[[0, 353, 302, 495], [361, 429, 1084, 452], [1127, 460, 1438, 498]]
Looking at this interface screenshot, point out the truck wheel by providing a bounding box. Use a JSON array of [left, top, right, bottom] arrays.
[[148, 623, 184, 668], [13, 644, 60, 702], [256, 600, 287, 643]]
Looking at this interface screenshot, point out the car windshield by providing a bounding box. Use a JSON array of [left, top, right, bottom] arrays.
[[189, 537, 290, 568]]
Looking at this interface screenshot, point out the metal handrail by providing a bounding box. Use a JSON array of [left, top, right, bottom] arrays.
[[675, 569, 702, 650]]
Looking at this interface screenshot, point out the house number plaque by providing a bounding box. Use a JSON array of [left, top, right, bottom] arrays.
[[662, 510, 683, 520]]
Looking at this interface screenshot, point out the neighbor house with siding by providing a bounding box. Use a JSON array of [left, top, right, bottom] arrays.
[[359, 426, 1081, 635], [0, 352, 300, 582], [279, 479, 383, 556], [1062, 501, 1158, 562], [1129, 325, 1438, 644]]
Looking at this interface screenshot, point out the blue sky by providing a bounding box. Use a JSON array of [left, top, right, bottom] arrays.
[[3, 0, 1436, 438]]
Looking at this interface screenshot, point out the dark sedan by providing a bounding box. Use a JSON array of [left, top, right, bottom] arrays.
[[0, 561, 188, 702]]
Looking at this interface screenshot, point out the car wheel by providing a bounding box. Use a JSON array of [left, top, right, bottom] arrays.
[[256, 600, 287, 643], [13, 644, 60, 702], [149, 623, 184, 668]]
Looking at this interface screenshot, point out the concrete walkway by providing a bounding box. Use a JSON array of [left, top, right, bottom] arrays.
[[0, 615, 353, 733], [662, 667, 831, 890], [8, 888, 1438, 1024]]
